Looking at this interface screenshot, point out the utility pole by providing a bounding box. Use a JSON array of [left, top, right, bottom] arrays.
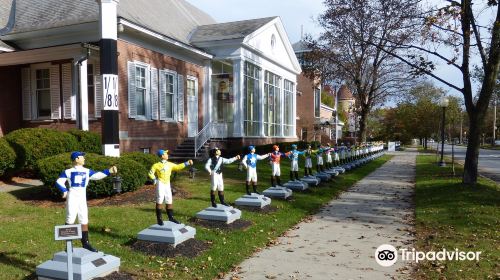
[[98, 0, 120, 157], [460, 113, 463, 144], [493, 97, 497, 146]]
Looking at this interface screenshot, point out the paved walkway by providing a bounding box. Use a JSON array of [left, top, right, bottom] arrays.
[[0, 177, 43, 192], [227, 151, 416, 280]]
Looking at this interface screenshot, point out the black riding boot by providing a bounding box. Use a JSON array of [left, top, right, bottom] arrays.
[[245, 182, 251, 195], [290, 171, 294, 181], [252, 183, 260, 194], [166, 208, 180, 224], [210, 191, 217, 208], [294, 171, 299, 180], [156, 208, 164, 225], [81, 231, 98, 252], [218, 191, 229, 206], [271, 176, 275, 187], [276, 176, 282, 186]]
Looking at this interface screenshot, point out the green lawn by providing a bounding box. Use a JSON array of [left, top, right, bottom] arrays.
[[414, 155, 500, 279], [0, 155, 391, 279]]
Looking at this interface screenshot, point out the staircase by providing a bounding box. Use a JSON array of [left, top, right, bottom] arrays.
[[169, 138, 211, 161]]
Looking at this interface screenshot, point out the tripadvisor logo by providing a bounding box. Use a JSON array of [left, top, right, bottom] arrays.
[[375, 244, 482, 267], [375, 244, 397, 267]]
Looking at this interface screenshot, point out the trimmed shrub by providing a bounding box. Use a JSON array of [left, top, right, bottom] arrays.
[[121, 152, 158, 172], [5, 128, 78, 170], [0, 137, 16, 177], [68, 129, 101, 154], [37, 153, 147, 198]]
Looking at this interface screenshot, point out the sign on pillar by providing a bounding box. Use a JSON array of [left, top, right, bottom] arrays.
[[99, 0, 120, 157]]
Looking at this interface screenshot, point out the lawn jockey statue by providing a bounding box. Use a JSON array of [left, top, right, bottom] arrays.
[[205, 147, 240, 207], [149, 149, 193, 225], [241, 146, 270, 195], [288, 144, 305, 181], [269, 145, 290, 187], [325, 143, 334, 169], [315, 146, 326, 173], [55, 151, 117, 252], [303, 145, 314, 177]]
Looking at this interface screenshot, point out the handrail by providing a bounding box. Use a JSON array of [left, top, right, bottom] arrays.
[[194, 122, 212, 158]]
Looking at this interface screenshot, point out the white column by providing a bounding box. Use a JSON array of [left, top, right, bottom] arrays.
[[232, 58, 244, 137], [259, 68, 265, 137], [79, 60, 89, 131], [279, 79, 284, 137], [293, 81, 297, 138], [204, 59, 212, 126]]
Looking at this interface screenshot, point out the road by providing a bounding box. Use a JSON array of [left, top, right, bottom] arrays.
[[435, 143, 500, 183]]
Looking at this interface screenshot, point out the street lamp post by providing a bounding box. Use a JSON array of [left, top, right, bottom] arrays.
[[438, 96, 449, 167]]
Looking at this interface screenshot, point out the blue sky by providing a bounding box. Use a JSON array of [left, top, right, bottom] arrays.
[[185, 0, 325, 45], [185, 0, 496, 102]]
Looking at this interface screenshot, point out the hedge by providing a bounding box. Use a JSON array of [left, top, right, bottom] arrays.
[[5, 128, 79, 170], [37, 153, 147, 198], [121, 152, 158, 172], [68, 129, 102, 154], [0, 137, 16, 177]]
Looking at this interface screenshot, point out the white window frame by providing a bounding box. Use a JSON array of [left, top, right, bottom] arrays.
[[243, 62, 261, 136], [264, 70, 282, 137], [133, 62, 151, 120], [30, 63, 52, 120], [314, 87, 321, 118], [284, 79, 294, 137], [162, 69, 177, 122], [186, 76, 198, 97]]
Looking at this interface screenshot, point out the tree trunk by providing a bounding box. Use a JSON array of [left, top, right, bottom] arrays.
[[358, 109, 369, 143], [463, 113, 481, 184]]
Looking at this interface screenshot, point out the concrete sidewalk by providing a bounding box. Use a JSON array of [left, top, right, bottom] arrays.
[[227, 151, 416, 280], [0, 177, 43, 192]]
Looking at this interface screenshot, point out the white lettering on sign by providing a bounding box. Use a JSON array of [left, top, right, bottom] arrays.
[[103, 74, 119, 110]]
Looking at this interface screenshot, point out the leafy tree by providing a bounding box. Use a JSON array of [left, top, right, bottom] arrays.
[[370, 1, 500, 184], [321, 90, 335, 108], [303, 0, 418, 143]]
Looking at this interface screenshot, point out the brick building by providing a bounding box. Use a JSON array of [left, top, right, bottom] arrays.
[[0, 0, 301, 157], [292, 41, 344, 144]]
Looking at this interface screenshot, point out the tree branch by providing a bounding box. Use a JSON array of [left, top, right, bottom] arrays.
[[468, 6, 488, 67], [371, 42, 463, 92]]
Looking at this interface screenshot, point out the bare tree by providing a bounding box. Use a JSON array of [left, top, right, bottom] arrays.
[[303, 0, 419, 143], [370, 1, 500, 184]]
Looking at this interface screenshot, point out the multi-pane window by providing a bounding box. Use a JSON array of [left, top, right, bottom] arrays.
[[284, 80, 294, 136], [243, 62, 260, 136], [314, 87, 321, 118], [264, 71, 281, 136], [35, 69, 51, 118], [301, 128, 308, 141], [187, 79, 196, 96], [87, 64, 95, 117], [164, 72, 175, 119], [135, 66, 147, 116]]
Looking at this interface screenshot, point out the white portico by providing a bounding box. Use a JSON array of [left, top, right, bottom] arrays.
[[191, 17, 301, 141]]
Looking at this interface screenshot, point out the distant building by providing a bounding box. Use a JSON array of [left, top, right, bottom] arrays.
[[292, 41, 344, 144]]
